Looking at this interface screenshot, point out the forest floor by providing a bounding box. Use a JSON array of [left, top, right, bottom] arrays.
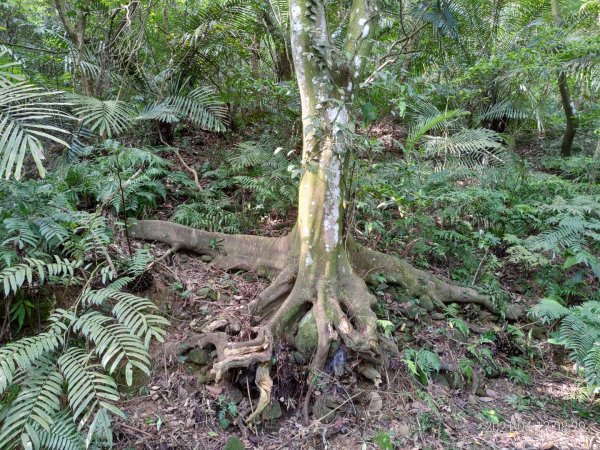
[[111, 246, 600, 450], [107, 130, 600, 450]]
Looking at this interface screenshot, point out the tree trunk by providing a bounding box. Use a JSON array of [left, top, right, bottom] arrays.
[[130, 0, 521, 423], [551, 0, 578, 157]]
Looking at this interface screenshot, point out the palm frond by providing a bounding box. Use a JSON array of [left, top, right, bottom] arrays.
[[0, 82, 72, 179]]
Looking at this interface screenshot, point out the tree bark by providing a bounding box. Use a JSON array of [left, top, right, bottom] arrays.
[[551, 0, 578, 157]]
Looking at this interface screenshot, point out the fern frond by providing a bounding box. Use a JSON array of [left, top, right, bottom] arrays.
[[0, 333, 63, 395], [405, 109, 469, 153], [72, 312, 151, 380], [38, 410, 85, 450], [57, 348, 124, 428], [69, 94, 134, 137], [528, 297, 570, 323], [0, 81, 72, 179], [0, 356, 63, 449]]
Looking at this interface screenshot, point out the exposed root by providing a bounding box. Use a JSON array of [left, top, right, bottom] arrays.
[[348, 239, 523, 320], [130, 220, 289, 278], [131, 219, 526, 422], [199, 329, 273, 382], [246, 363, 273, 423], [250, 265, 297, 318]]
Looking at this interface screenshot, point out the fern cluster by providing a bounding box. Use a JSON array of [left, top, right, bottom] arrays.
[[530, 298, 600, 388]]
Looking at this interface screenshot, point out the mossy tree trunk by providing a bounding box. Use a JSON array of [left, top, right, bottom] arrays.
[[130, 0, 518, 422], [551, 0, 578, 157]]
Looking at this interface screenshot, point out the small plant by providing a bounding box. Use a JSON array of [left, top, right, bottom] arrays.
[[481, 409, 503, 424], [372, 430, 394, 450], [216, 395, 238, 428], [403, 349, 442, 385]]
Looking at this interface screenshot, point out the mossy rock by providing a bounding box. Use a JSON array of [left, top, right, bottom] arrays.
[[196, 287, 218, 301], [261, 400, 282, 420], [188, 348, 211, 365], [294, 310, 318, 356], [223, 436, 245, 450]]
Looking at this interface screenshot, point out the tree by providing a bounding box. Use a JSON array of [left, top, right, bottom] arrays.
[[551, 0, 578, 156], [128, 0, 519, 421]]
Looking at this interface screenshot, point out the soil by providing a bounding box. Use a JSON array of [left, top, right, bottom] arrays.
[[112, 243, 600, 450]]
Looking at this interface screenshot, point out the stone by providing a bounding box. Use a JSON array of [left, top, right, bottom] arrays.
[[397, 422, 411, 437], [223, 436, 245, 450], [227, 386, 244, 404], [363, 391, 383, 413], [261, 400, 282, 420], [176, 342, 194, 355], [188, 348, 211, 365], [406, 306, 428, 320], [227, 321, 241, 335], [419, 296, 435, 312], [313, 395, 345, 423], [294, 311, 318, 356], [196, 287, 218, 301]]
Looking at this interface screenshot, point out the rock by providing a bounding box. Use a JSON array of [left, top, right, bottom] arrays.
[[223, 436, 245, 450], [363, 391, 383, 413], [294, 311, 318, 356], [312, 397, 337, 423], [196, 287, 218, 301], [261, 400, 282, 420], [397, 422, 411, 437], [227, 386, 244, 404], [188, 348, 211, 365], [358, 364, 382, 386], [419, 296, 435, 312], [176, 342, 194, 355], [406, 306, 428, 320], [201, 254, 214, 262], [227, 321, 241, 335]]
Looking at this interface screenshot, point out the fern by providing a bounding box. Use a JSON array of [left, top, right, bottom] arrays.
[[0, 257, 81, 297], [0, 80, 72, 180], [0, 333, 64, 395], [38, 410, 85, 450], [0, 356, 63, 449], [138, 86, 227, 132], [531, 298, 600, 387], [57, 348, 124, 426], [528, 297, 570, 323], [69, 94, 134, 138]]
